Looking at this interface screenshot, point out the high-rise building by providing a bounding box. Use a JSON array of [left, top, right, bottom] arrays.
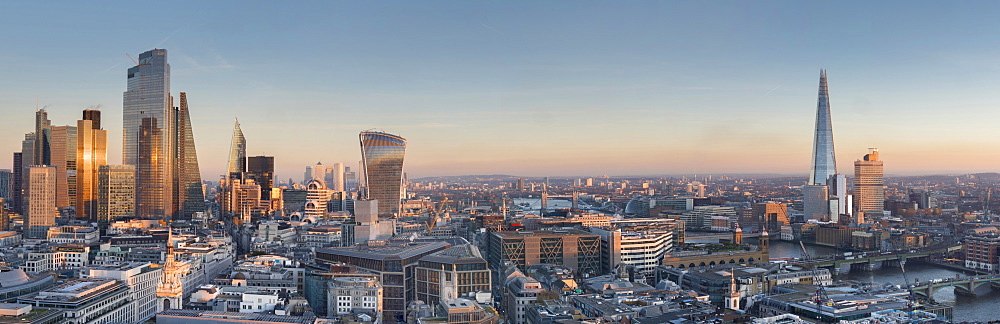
[[173, 93, 204, 219], [25, 166, 56, 239], [136, 117, 165, 218], [247, 156, 275, 200], [753, 202, 788, 233], [32, 109, 51, 166], [50, 125, 78, 210], [360, 131, 407, 218], [77, 112, 108, 222], [804, 70, 838, 221], [11, 153, 22, 213], [331, 162, 345, 192], [809, 70, 837, 186], [124, 49, 173, 219], [98, 165, 136, 222], [0, 169, 10, 201], [227, 119, 246, 177], [854, 148, 884, 223]]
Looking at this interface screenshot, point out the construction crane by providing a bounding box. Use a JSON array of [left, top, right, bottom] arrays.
[[800, 241, 830, 311], [426, 197, 449, 233], [899, 257, 919, 310]]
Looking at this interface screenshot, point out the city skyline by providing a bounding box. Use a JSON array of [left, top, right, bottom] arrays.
[[6, 2, 1000, 180]]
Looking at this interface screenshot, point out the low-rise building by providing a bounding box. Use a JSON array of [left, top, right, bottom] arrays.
[[17, 278, 132, 324], [81, 262, 163, 322], [417, 298, 498, 324], [46, 226, 99, 244], [965, 232, 1000, 271], [328, 276, 381, 322]]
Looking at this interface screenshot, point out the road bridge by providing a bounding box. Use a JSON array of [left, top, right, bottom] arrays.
[[791, 243, 962, 274], [910, 275, 1000, 300]]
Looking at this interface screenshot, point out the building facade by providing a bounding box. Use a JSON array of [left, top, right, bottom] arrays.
[[853, 148, 884, 223], [124, 48, 173, 219], [359, 131, 407, 217], [76, 115, 108, 222], [487, 230, 602, 277], [98, 165, 136, 222]]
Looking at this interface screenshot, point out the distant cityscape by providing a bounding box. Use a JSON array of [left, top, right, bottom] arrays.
[[0, 47, 998, 324]]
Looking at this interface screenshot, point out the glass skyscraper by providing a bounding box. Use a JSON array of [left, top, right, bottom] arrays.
[[227, 119, 246, 177], [359, 131, 406, 217], [808, 69, 837, 186], [124, 49, 173, 218], [173, 93, 205, 219]]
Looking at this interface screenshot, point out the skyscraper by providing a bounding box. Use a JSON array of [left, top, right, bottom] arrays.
[[359, 131, 407, 218], [0, 169, 10, 201], [49, 125, 77, 210], [173, 93, 205, 219], [809, 69, 837, 186], [10, 153, 21, 213], [227, 119, 246, 177], [124, 49, 173, 219], [32, 109, 51, 166], [247, 156, 274, 200], [25, 166, 56, 239], [854, 148, 884, 224], [98, 165, 136, 222], [331, 162, 345, 192], [76, 111, 108, 221], [803, 70, 838, 221], [136, 117, 164, 218]]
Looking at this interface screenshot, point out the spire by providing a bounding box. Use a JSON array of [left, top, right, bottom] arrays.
[[808, 69, 837, 185]]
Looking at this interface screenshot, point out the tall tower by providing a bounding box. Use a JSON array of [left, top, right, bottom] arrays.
[[331, 162, 346, 192], [359, 131, 407, 218], [98, 165, 136, 222], [854, 148, 884, 224], [809, 69, 837, 186], [173, 93, 205, 219], [76, 111, 108, 221], [227, 119, 247, 177], [124, 49, 173, 219], [49, 125, 78, 210], [25, 166, 56, 239], [246, 156, 274, 199]]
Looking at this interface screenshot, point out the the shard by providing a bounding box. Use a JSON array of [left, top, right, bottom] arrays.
[[227, 119, 246, 176], [808, 69, 837, 186], [173, 92, 205, 219]]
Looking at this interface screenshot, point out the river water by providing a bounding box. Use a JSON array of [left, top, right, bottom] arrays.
[[766, 240, 1000, 323]]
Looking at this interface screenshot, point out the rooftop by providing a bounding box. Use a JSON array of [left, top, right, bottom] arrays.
[[317, 241, 450, 261]]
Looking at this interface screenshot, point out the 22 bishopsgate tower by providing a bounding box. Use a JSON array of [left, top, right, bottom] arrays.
[[123, 49, 203, 219]]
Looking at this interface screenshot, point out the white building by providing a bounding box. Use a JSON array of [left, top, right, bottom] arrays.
[[23, 245, 92, 273], [25, 166, 56, 239], [46, 226, 100, 244], [83, 262, 163, 322], [239, 290, 280, 313], [589, 227, 674, 282], [18, 278, 132, 324], [328, 276, 382, 321], [256, 221, 297, 245]]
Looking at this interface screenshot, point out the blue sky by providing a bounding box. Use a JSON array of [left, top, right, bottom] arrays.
[[4, 1, 1000, 180]]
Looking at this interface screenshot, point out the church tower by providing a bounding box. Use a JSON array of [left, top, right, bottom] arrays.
[[733, 223, 743, 245], [156, 226, 183, 311], [726, 273, 741, 310]]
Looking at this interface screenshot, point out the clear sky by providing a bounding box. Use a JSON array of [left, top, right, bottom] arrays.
[[3, 1, 1000, 180]]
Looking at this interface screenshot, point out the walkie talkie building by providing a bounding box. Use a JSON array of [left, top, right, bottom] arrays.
[[359, 131, 406, 218]]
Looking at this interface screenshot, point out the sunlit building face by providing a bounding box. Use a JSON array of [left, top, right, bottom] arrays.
[[359, 131, 406, 218]]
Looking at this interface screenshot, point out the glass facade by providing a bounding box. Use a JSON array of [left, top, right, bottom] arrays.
[[359, 131, 406, 217], [76, 117, 108, 222], [809, 70, 837, 186], [123, 49, 172, 218], [227, 120, 247, 176], [174, 93, 205, 219]]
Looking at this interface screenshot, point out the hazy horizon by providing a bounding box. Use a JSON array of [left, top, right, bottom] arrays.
[[5, 2, 1000, 181]]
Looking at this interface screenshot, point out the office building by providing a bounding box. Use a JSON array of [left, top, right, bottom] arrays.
[[124, 49, 173, 219], [487, 229, 602, 277], [49, 125, 77, 210], [328, 276, 383, 322], [315, 240, 451, 323], [98, 165, 136, 222], [305, 179, 331, 220], [360, 131, 407, 217], [173, 93, 205, 219], [415, 244, 491, 307], [502, 267, 545, 324], [305, 162, 324, 183], [246, 156, 274, 199], [331, 162, 345, 192], [83, 262, 164, 323], [808, 70, 837, 186], [227, 119, 246, 176], [804, 70, 837, 221], [0, 170, 9, 202], [753, 202, 788, 233], [11, 153, 22, 213], [18, 278, 133, 324], [964, 232, 1000, 271], [589, 226, 674, 283], [25, 166, 56, 239], [419, 298, 498, 324], [853, 148, 884, 223], [76, 112, 108, 222]]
